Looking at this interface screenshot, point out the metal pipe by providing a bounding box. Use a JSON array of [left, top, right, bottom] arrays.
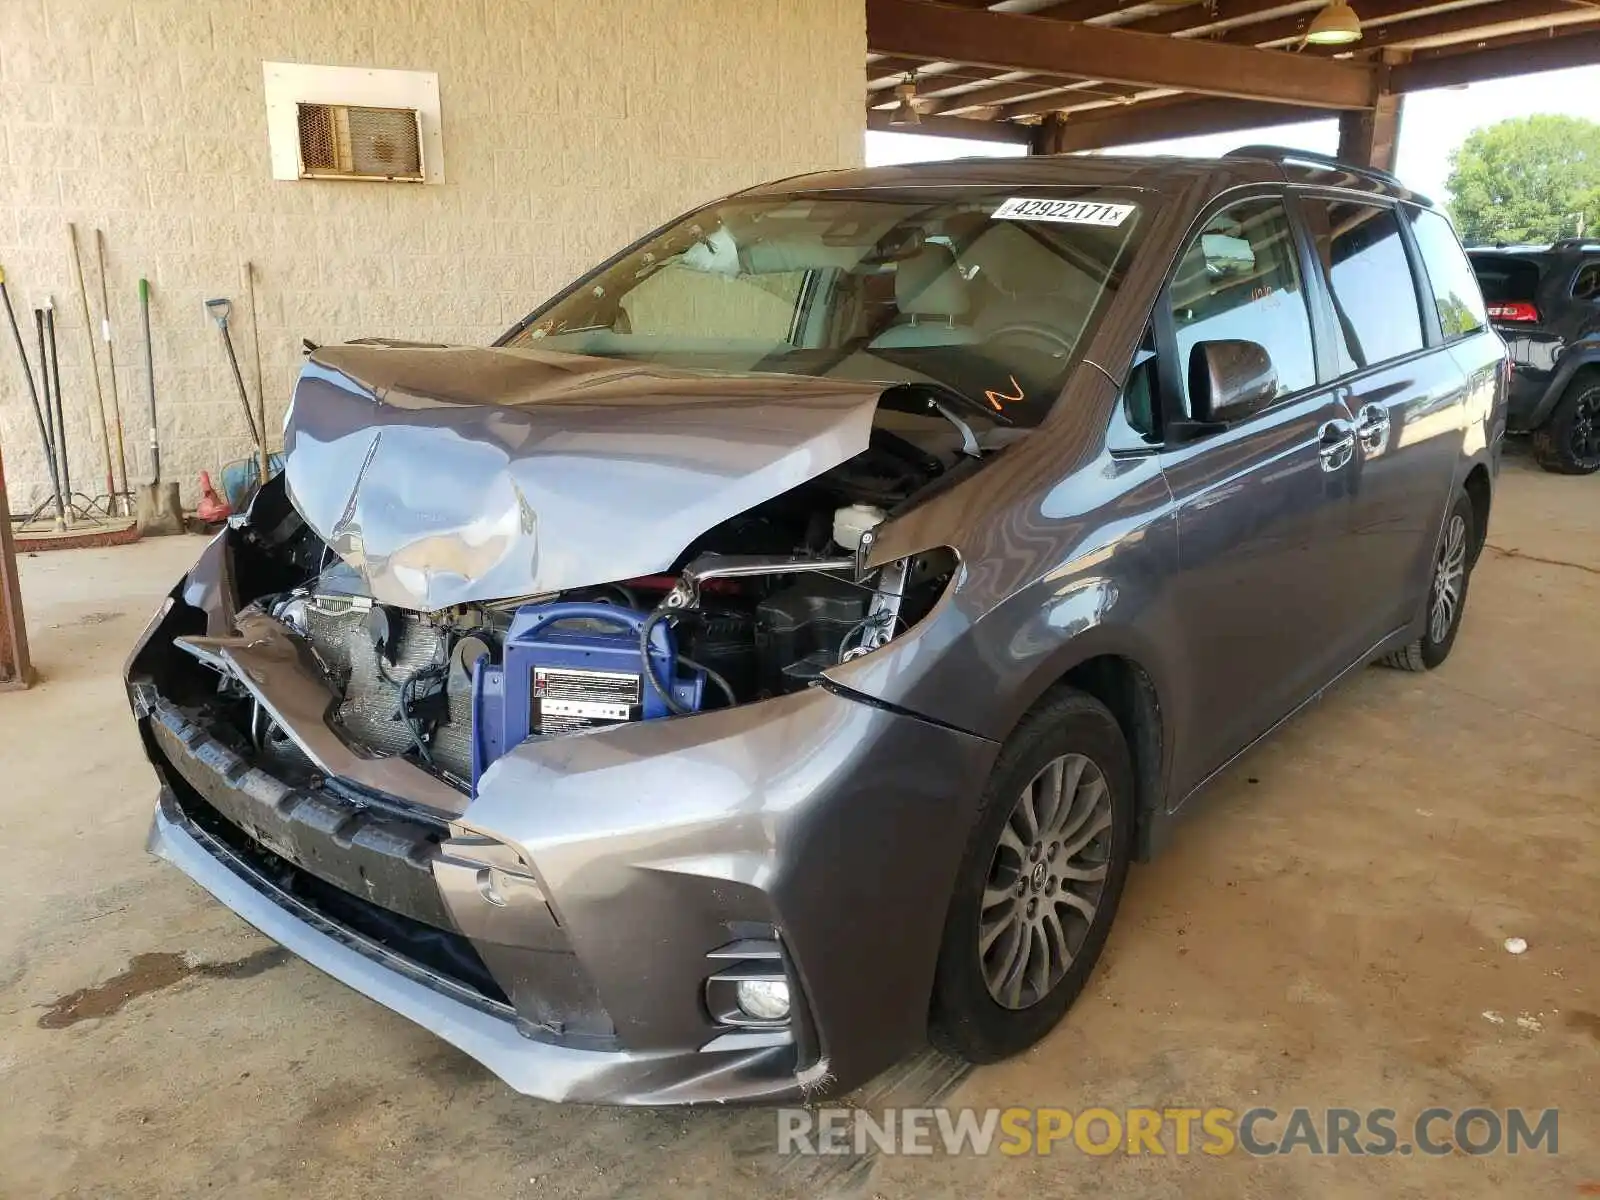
[[0, 439, 37, 691], [243, 261, 269, 481], [662, 554, 858, 610], [94, 228, 131, 505], [45, 299, 72, 518], [4, 273, 64, 528], [66, 223, 116, 512], [139, 278, 160, 483]]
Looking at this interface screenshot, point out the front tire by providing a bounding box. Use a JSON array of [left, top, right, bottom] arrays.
[[1379, 490, 1475, 672], [930, 687, 1134, 1063], [1532, 376, 1600, 475]]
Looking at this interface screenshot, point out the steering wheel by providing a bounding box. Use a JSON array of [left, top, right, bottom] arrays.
[[983, 321, 1076, 359]]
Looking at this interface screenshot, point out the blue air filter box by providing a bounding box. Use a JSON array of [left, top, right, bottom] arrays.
[[470, 602, 703, 792]]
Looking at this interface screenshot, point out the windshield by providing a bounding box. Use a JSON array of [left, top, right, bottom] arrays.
[[499, 189, 1144, 427]]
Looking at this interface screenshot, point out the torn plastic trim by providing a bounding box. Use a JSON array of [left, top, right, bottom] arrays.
[[174, 611, 469, 817]]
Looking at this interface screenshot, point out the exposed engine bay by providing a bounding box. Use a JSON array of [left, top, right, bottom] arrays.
[[195, 401, 969, 799]]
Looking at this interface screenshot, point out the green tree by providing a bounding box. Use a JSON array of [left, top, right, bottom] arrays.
[[1446, 114, 1600, 246]]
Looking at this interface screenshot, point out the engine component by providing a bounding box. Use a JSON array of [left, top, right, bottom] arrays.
[[841, 558, 908, 661], [470, 602, 704, 792], [832, 503, 886, 551], [755, 577, 868, 695], [677, 611, 760, 705], [278, 589, 453, 763]]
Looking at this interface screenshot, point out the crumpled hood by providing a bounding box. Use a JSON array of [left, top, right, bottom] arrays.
[[282, 342, 883, 610]]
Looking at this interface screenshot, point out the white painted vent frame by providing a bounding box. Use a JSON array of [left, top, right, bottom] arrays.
[[296, 102, 424, 182], [264, 62, 446, 185]]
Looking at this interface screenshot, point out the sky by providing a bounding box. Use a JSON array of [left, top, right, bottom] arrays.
[[864, 64, 1600, 203]]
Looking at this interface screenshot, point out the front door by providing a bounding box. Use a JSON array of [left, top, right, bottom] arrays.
[[1154, 194, 1358, 790]]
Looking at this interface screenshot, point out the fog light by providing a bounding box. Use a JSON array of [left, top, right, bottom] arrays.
[[734, 978, 790, 1022]]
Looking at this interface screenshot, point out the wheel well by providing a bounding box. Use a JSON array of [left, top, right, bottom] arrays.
[[1462, 464, 1491, 563], [1058, 655, 1165, 861], [1548, 362, 1600, 424]]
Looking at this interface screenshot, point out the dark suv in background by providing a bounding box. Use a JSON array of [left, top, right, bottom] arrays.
[[1470, 240, 1600, 473], [128, 147, 1504, 1104]]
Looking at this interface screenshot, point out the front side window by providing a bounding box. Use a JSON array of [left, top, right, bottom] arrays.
[[500, 191, 1145, 428], [1304, 199, 1426, 371], [1409, 208, 1489, 339], [1167, 196, 1317, 415]]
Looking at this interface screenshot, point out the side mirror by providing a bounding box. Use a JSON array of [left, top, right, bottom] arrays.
[[1189, 339, 1279, 425]]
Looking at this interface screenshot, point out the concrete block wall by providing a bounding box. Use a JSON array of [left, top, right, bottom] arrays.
[[0, 0, 865, 513]]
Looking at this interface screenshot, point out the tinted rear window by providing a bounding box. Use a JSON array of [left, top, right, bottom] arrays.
[[1468, 255, 1542, 303]]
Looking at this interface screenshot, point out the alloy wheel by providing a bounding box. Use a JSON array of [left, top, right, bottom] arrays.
[[979, 753, 1113, 1010], [1429, 512, 1468, 644], [1571, 388, 1600, 469]]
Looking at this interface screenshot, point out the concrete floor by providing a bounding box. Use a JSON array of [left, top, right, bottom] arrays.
[[1, 454, 1596, 1198]]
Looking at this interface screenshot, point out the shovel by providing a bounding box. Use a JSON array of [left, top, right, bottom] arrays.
[[135, 277, 182, 536]]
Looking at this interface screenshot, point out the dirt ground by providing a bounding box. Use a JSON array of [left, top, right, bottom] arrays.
[[1, 453, 1596, 1199]]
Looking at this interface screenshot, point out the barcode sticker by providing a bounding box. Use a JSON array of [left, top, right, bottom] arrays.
[[993, 198, 1137, 226]]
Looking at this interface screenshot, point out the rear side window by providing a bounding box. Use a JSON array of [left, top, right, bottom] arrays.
[[1303, 199, 1425, 372], [1410, 209, 1488, 339], [1574, 262, 1600, 301], [1469, 255, 1541, 304]]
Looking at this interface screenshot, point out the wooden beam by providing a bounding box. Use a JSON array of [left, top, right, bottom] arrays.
[[866, 108, 1038, 142], [1213, 0, 1587, 49], [1370, 2, 1600, 50], [868, 59, 1010, 89], [1033, 94, 1336, 151], [1210, 0, 1486, 45], [1337, 91, 1404, 170], [1003, 87, 1181, 119], [931, 78, 1138, 114], [1390, 26, 1600, 88], [866, 0, 1378, 107], [1123, 0, 1325, 39]]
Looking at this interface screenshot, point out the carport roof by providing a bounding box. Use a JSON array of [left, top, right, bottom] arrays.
[[865, 0, 1600, 153]]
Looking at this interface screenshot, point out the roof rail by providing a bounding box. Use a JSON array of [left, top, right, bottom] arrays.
[[1223, 144, 1422, 201], [1552, 237, 1600, 252]]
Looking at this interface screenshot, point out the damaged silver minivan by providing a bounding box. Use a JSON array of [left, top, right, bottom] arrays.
[[127, 151, 1504, 1103]]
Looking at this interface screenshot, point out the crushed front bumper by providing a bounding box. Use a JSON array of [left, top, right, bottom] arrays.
[[138, 659, 997, 1104], [148, 790, 802, 1103]]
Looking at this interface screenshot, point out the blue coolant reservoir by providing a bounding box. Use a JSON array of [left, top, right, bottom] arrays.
[[469, 602, 703, 793]]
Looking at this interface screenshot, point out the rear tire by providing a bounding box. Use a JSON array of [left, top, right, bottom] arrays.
[[1379, 490, 1475, 672], [930, 687, 1134, 1063], [1532, 376, 1600, 475]]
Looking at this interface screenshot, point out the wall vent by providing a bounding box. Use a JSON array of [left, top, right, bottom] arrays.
[[295, 103, 423, 182], [264, 63, 444, 184]]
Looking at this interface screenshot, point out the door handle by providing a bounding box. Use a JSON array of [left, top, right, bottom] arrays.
[[1355, 403, 1390, 451], [1318, 419, 1355, 472]]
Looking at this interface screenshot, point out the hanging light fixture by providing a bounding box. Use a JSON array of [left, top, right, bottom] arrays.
[[1304, 0, 1362, 45], [889, 71, 921, 127]]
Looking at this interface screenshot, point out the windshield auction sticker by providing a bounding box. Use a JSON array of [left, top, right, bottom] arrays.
[[992, 198, 1136, 226]]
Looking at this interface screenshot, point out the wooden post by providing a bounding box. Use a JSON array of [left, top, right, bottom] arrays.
[[1337, 91, 1404, 174], [0, 434, 36, 691], [1032, 113, 1068, 156]]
